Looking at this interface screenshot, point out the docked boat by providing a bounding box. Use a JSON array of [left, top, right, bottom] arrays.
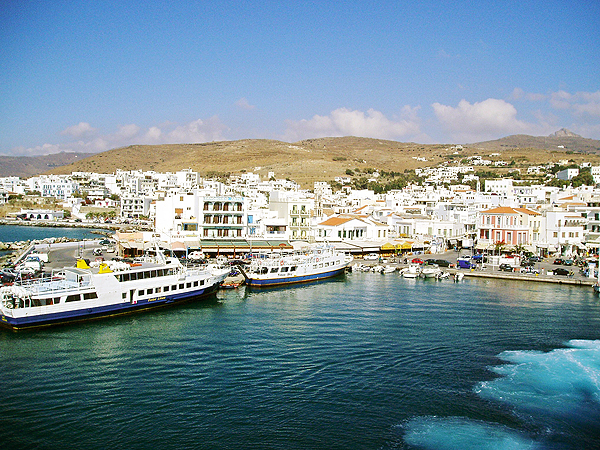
[[238, 244, 353, 287], [401, 263, 421, 278], [420, 265, 442, 279], [0, 247, 230, 330]]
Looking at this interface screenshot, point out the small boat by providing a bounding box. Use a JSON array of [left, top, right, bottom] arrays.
[[402, 263, 421, 278], [0, 244, 230, 330], [382, 265, 397, 273], [420, 265, 442, 279], [454, 272, 465, 282], [436, 271, 451, 279], [238, 244, 353, 287], [220, 282, 242, 289]]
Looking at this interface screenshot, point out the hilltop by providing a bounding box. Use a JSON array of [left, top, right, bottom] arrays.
[[469, 129, 600, 154], [45, 137, 454, 187], [1, 132, 600, 188]]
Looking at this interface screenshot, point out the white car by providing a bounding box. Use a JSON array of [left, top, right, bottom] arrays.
[[364, 253, 379, 261]]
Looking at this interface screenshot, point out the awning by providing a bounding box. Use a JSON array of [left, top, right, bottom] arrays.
[[171, 241, 186, 250]]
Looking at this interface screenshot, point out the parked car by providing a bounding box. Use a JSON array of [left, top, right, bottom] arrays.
[[563, 259, 574, 266], [411, 258, 424, 264], [471, 254, 487, 263], [364, 253, 379, 261], [553, 258, 564, 265], [432, 259, 451, 267], [528, 256, 542, 262], [520, 267, 540, 274], [457, 257, 476, 269], [499, 263, 514, 272], [521, 259, 535, 267], [553, 268, 570, 276]]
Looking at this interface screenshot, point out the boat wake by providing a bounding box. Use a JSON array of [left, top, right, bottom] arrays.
[[401, 339, 600, 449]]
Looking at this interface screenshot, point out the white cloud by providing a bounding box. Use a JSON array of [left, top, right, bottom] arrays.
[[235, 97, 255, 110], [510, 88, 546, 102], [283, 107, 421, 141], [10, 117, 230, 156], [114, 124, 140, 140], [61, 122, 97, 138], [432, 98, 532, 142], [166, 117, 228, 143]]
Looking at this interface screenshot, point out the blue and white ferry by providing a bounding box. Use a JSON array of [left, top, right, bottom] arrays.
[[239, 244, 353, 287], [0, 248, 229, 330]]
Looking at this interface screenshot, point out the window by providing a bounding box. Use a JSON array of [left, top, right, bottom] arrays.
[[270, 267, 279, 273], [186, 282, 191, 288], [122, 292, 127, 299], [164, 286, 170, 292], [83, 292, 98, 300], [138, 290, 144, 296], [66, 294, 81, 302]]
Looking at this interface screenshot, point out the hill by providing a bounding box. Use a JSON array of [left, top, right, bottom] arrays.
[[469, 129, 600, 154], [46, 137, 454, 187], [2, 132, 600, 188], [0, 152, 93, 178]]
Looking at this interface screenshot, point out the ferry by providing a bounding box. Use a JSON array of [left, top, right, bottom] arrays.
[[0, 248, 229, 330], [238, 244, 353, 287]]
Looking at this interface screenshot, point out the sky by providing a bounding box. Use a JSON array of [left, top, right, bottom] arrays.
[[1, 0, 599, 157]]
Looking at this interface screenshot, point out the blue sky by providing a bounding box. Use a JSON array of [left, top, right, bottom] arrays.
[[1, 0, 599, 156]]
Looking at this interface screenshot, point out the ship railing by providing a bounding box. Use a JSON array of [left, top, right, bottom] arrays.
[[15, 274, 93, 296]]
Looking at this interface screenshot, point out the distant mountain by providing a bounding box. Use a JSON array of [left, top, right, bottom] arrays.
[[551, 128, 581, 138], [469, 129, 600, 154], [3, 135, 600, 187], [0, 152, 93, 179]]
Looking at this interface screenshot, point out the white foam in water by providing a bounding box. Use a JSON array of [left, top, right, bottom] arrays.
[[476, 339, 600, 422], [403, 416, 543, 450], [403, 340, 600, 449]]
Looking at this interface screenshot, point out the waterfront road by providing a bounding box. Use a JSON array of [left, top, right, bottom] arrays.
[[356, 249, 598, 287]]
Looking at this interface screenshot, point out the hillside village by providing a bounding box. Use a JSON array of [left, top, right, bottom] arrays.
[[2, 154, 600, 260]]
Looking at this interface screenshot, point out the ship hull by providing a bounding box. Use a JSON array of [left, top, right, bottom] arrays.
[[0, 283, 221, 331], [244, 267, 347, 287]]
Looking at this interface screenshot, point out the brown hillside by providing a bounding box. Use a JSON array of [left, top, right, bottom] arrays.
[[46, 136, 600, 188]]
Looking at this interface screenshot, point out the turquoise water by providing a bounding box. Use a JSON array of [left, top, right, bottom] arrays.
[[1, 273, 600, 449], [0, 224, 107, 242]]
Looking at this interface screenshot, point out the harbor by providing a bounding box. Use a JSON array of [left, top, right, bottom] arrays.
[[1, 266, 599, 450]]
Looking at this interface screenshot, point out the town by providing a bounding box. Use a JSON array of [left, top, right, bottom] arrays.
[[2, 152, 600, 263]]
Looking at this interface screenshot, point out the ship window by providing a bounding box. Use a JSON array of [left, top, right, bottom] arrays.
[[281, 267, 289, 272], [121, 273, 130, 282], [270, 268, 279, 273], [290, 266, 297, 272], [179, 283, 184, 289], [83, 292, 98, 300], [53, 297, 61, 304], [193, 281, 198, 287], [151, 270, 157, 278], [122, 292, 127, 299], [260, 267, 268, 274], [186, 282, 192, 288], [172, 285, 177, 290], [138, 289, 144, 296], [200, 280, 204, 285], [156, 287, 161, 293], [144, 271, 150, 279], [164, 286, 170, 292], [147, 288, 153, 294], [66, 294, 81, 302]]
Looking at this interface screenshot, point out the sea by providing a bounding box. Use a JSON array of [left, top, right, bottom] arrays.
[[1, 272, 600, 449], [0, 224, 107, 243]]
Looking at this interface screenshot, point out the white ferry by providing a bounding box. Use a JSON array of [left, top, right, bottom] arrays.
[[239, 244, 353, 287], [0, 249, 229, 330]]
